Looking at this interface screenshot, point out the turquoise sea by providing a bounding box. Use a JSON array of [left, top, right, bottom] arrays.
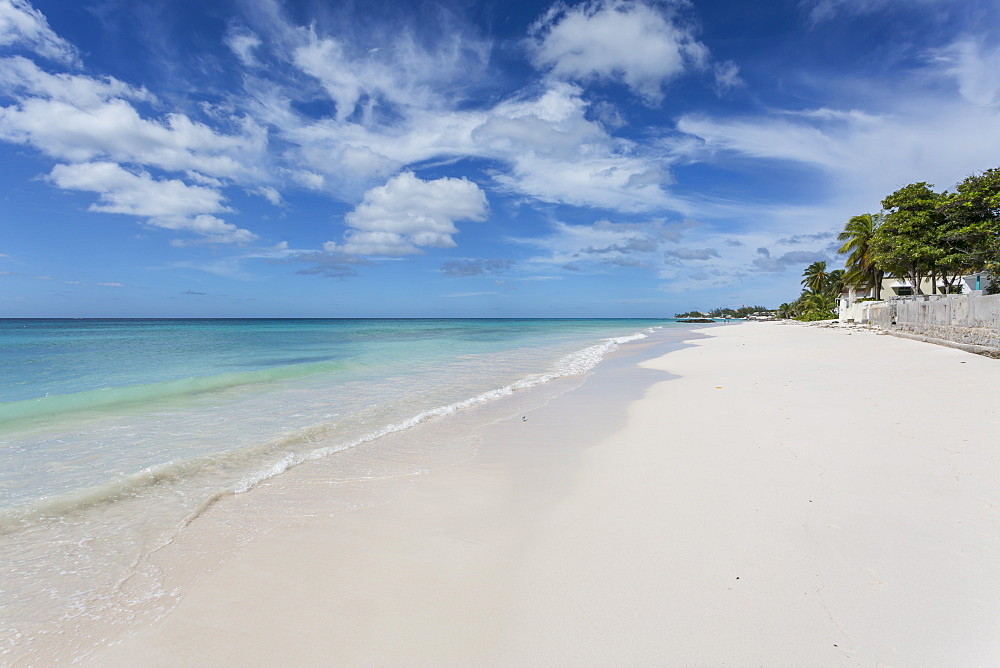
[[0, 318, 692, 659]]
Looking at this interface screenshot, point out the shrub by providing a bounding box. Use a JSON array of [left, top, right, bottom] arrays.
[[794, 310, 838, 322]]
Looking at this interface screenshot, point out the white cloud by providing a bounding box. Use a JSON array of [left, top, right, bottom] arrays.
[[475, 83, 678, 211], [47, 162, 256, 243], [253, 185, 283, 206], [291, 26, 489, 121], [282, 118, 403, 196], [494, 153, 674, 212], [0, 74, 265, 181], [674, 89, 1000, 207], [529, 0, 708, 103], [473, 84, 602, 160], [0, 56, 151, 106], [517, 218, 694, 270], [164, 215, 257, 245], [231, 17, 679, 212], [935, 38, 1000, 108], [658, 38, 1000, 287], [225, 27, 262, 66], [0, 0, 79, 66], [0, 55, 272, 242], [288, 169, 325, 191], [799, 0, 945, 25], [49, 162, 227, 217], [327, 172, 488, 255], [713, 61, 743, 95], [676, 113, 852, 166]]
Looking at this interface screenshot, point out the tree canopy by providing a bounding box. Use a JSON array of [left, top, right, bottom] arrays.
[[939, 168, 1000, 278], [779, 165, 998, 317]]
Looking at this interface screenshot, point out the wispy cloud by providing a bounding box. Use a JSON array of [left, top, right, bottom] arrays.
[[0, 0, 80, 66], [799, 0, 948, 26], [441, 258, 514, 277], [442, 290, 499, 298]]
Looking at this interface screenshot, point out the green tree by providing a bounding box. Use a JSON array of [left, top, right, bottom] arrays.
[[938, 167, 1000, 277], [802, 291, 836, 312], [800, 261, 829, 293], [871, 183, 946, 294], [838, 212, 885, 299], [793, 291, 837, 321], [825, 269, 845, 298]]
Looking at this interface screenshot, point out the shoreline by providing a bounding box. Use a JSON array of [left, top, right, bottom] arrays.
[[1, 319, 684, 665], [11, 326, 696, 665], [69, 323, 1000, 664]]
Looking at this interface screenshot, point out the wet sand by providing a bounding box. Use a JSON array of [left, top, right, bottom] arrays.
[[88, 323, 1000, 666]]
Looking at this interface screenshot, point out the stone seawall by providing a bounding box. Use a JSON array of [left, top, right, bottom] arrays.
[[862, 293, 1000, 351]]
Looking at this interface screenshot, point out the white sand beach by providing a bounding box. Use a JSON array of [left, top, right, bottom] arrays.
[[87, 323, 1000, 666]]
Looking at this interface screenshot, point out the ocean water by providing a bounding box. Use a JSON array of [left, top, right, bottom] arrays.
[[0, 318, 688, 659]]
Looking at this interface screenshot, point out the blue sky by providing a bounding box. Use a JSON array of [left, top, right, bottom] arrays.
[[1, 0, 999, 317]]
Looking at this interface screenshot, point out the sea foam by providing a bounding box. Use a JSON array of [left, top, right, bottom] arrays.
[[0, 319, 673, 662]]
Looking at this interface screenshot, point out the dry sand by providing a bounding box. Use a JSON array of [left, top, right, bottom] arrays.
[[89, 323, 1000, 666]]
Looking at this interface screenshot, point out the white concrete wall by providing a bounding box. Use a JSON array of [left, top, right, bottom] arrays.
[[861, 293, 1000, 349], [838, 299, 868, 323]]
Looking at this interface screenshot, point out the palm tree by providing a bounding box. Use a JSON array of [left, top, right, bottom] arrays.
[[801, 261, 829, 293], [825, 269, 846, 299], [801, 291, 836, 313], [838, 213, 884, 300]]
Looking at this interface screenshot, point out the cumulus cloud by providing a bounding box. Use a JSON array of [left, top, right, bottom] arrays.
[[47, 162, 256, 243], [440, 258, 513, 277], [326, 172, 488, 255], [277, 80, 677, 211], [49, 162, 227, 217], [529, 0, 708, 103], [222, 11, 684, 213], [473, 83, 677, 211], [0, 0, 79, 66], [0, 50, 273, 245], [0, 59, 266, 180]]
